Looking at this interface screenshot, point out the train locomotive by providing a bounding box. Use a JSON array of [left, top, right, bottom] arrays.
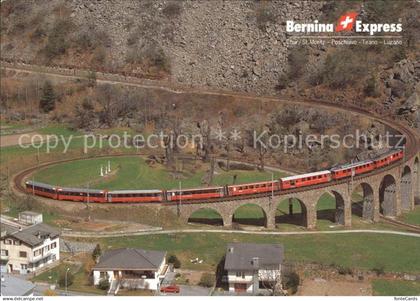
[[25, 149, 404, 203]]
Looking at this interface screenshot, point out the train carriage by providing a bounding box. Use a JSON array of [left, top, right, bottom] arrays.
[[57, 187, 107, 202], [280, 171, 331, 190], [331, 160, 375, 180], [107, 190, 162, 203], [228, 180, 280, 196], [25, 181, 58, 199], [374, 149, 404, 168], [167, 186, 224, 202]]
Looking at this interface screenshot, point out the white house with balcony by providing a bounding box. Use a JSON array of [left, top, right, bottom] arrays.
[[92, 248, 168, 293], [0, 222, 60, 274], [224, 243, 284, 294]]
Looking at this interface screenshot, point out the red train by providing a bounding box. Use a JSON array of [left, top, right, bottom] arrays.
[[228, 180, 280, 196], [25, 149, 404, 203], [280, 170, 331, 190]]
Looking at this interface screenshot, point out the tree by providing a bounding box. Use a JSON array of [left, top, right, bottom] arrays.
[[259, 267, 284, 296], [167, 255, 181, 269], [74, 97, 96, 129], [96, 84, 117, 127], [39, 81, 56, 113], [92, 243, 102, 262]]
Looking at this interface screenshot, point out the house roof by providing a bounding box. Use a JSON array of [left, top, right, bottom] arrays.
[[4, 223, 60, 247], [93, 248, 166, 271], [0, 274, 36, 296], [19, 211, 42, 217], [0, 223, 19, 238], [224, 243, 284, 271]]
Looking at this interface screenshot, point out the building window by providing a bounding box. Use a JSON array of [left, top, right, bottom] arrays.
[[51, 242, 57, 249], [34, 249, 42, 257], [13, 240, 21, 245], [1, 249, 8, 256], [5, 239, 12, 245], [21, 264, 28, 270], [19, 251, 27, 258], [236, 271, 245, 278]]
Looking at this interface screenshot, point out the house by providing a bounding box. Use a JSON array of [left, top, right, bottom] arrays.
[[0, 222, 60, 274], [92, 248, 168, 292], [0, 274, 36, 296], [224, 243, 284, 294], [18, 211, 43, 225]]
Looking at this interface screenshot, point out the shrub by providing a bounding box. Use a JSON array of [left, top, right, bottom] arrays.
[[364, 75, 379, 97], [320, 49, 369, 88], [43, 19, 73, 59], [58, 269, 74, 288], [87, 71, 97, 87], [126, 43, 170, 73], [256, 7, 275, 30], [282, 271, 300, 295], [198, 273, 215, 288], [43, 289, 57, 296], [338, 266, 353, 275], [162, 2, 182, 18], [167, 255, 181, 269], [97, 278, 110, 290], [287, 48, 309, 80], [372, 266, 385, 276]]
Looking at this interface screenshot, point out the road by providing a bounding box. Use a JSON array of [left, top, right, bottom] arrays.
[[62, 228, 420, 238]]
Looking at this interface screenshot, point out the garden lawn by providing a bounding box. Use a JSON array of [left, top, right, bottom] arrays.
[[99, 232, 420, 273], [372, 279, 420, 296]]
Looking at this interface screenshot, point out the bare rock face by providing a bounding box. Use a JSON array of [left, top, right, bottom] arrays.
[[68, 0, 324, 95]]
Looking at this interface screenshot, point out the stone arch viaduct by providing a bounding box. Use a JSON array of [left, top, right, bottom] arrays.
[[168, 154, 419, 229]]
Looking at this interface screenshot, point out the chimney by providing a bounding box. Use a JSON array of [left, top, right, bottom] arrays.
[[228, 247, 234, 253], [1, 275, 4, 282], [252, 257, 259, 269]]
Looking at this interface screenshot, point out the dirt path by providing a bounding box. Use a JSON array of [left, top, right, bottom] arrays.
[[298, 278, 372, 296], [0, 131, 51, 147], [61, 228, 420, 238]]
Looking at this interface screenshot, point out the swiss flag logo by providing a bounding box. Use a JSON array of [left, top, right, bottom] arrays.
[[336, 12, 358, 32]]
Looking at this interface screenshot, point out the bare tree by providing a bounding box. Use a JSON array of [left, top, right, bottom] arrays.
[[259, 266, 284, 296], [196, 119, 212, 161], [96, 84, 118, 127]]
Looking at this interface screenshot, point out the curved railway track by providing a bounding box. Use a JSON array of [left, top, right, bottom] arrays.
[[6, 62, 420, 216]]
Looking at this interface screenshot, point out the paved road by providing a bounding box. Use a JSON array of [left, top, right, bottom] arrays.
[[159, 285, 211, 296], [63, 228, 420, 238]]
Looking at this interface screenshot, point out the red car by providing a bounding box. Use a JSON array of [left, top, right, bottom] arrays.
[[160, 285, 180, 293]]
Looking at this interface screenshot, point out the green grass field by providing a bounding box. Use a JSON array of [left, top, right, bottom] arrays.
[[399, 205, 420, 225], [33, 156, 286, 190], [98, 232, 420, 273], [372, 279, 420, 296]]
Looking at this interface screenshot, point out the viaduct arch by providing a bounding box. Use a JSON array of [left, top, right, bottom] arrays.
[[171, 154, 419, 230]]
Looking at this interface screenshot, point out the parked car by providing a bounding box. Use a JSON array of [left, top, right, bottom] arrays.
[[160, 285, 180, 293]]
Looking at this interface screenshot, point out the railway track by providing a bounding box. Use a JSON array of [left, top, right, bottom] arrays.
[[5, 61, 420, 209]]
